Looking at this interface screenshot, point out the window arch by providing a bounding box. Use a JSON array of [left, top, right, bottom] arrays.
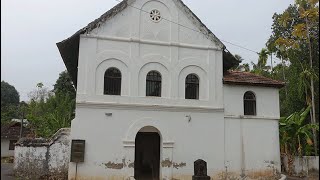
[[104, 68, 121, 95], [185, 74, 199, 99], [244, 91, 256, 115], [146, 71, 162, 97]]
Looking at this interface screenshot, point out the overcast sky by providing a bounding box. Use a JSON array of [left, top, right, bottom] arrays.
[[1, 0, 294, 101]]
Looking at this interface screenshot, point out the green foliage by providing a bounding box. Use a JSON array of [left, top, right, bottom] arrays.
[[260, 0, 319, 156], [1, 81, 20, 107], [26, 71, 76, 138], [1, 81, 20, 123], [234, 54, 244, 62], [28, 82, 52, 102], [279, 106, 319, 156], [53, 71, 76, 100], [266, 1, 319, 118], [257, 48, 269, 68], [230, 55, 250, 72], [1, 105, 19, 123], [275, 63, 306, 116], [271, 0, 319, 53], [27, 92, 75, 138], [250, 48, 272, 76]]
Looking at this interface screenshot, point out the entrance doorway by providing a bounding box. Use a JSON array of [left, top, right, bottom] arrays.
[[134, 132, 160, 180]]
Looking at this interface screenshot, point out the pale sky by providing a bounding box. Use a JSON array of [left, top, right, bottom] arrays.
[[1, 0, 294, 101]]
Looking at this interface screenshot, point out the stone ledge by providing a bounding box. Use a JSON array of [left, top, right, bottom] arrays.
[[15, 128, 71, 147]]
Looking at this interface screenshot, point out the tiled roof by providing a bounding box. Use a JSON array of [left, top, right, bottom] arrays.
[[223, 71, 285, 88], [1, 122, 34, 139]]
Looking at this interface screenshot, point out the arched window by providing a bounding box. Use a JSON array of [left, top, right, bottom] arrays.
[[244, 91, 256, 115], [104, 68, 121, 95], [146, 71, 162, 97], [185, 74, 199, 100]]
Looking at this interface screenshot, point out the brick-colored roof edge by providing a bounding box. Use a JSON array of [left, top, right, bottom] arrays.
[[1, 122, 34, 139], [223, 71, 285, 88]]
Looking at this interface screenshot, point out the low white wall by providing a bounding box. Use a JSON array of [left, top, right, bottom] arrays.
[[67, 105, 282, 180], [1, 139, 15, 157], [225, 118, 281, 178], [68, 106, 226, 180], [283, 156, 319, 175], [48, 136, 70, 174], [223, 84, 281, 179], [14, 145, 48, 178], [14, 128, 71, 179]]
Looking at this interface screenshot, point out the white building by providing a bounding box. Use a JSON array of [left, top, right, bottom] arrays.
[[1, 121, 32, 157], [57, 0, 285, 179]]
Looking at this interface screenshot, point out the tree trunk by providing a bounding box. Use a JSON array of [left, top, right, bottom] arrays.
[[271, 53, 274, 77], [281, 57, 288, 98], [306, 17, 317, 156]]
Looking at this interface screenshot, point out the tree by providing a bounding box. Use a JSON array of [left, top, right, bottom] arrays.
[[26, 73, 76, 138], [234, 54, 244, 62], [279, 106, 319, 174], [27, 92, 75, 138], [28, 82, 52, 102], [1, 105, 19, 124], [1, 81, 20, 123], [1, 81, 20, 107], [270, 0, 319, 155], [267, 5, 312, 116], [271, 63, 306, 117], [53, 71, 76, 100], [251, 48, 271, 76], [230, 55, 250, 72]]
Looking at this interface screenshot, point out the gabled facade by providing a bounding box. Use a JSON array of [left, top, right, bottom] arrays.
[[57, 0, 284, 179]]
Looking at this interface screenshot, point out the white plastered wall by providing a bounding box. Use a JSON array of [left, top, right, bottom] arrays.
[[1, 139, 14, 157], [75, 0, 223, 109], [69, 107, 225, 179], [67, 0, 282, 179], [223, 84, 281, 174]]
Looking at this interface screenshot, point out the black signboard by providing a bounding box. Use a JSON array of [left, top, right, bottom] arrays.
[[70, 139, 85, 163]]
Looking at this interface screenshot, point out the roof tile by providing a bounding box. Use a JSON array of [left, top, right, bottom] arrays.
[[223, 71, 285, 88], [1, 122, 34, 139]]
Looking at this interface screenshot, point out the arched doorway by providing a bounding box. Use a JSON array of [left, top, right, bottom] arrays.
[[134, 127, 160, 180]]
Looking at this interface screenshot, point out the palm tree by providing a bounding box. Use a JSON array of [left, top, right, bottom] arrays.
[[241, 63, 250, 72], [298, 62, 319, 156], [251, 48, 271, 75], [230, 55, 251, 72], [258, 48, 269, 69], [234, 54, 244, 62]]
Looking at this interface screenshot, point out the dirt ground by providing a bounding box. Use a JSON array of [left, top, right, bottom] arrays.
[[285, 171, 319, 180], [1, 158, 318, 180], [1, 163, 15, 180]]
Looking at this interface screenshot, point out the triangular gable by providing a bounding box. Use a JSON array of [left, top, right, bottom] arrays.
[[57, 0, 239, 86], [173, 0, 225, 49]]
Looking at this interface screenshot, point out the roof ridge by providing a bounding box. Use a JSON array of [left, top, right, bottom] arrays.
[[224, 70, 285, 88], [58, 0, 226, 48]]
